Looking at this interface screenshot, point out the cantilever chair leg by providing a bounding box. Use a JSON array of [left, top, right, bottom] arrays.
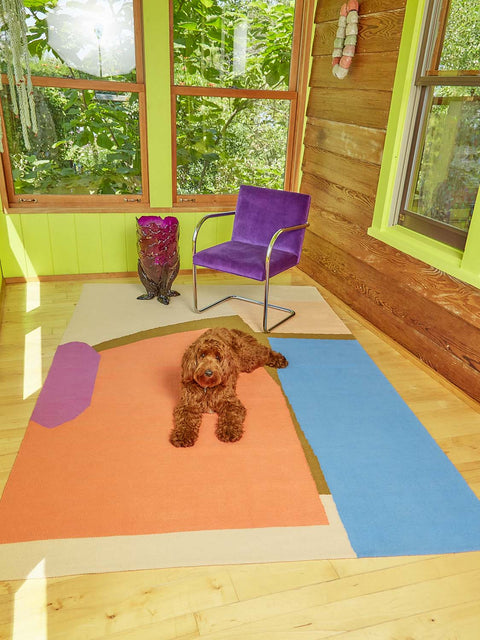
[[192, 264, 296, 333]]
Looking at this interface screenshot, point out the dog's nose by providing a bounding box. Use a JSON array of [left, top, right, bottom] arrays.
[[204, 369, 213, 377]]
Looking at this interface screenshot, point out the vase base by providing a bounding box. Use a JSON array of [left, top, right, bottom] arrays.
[[137, 290, 181, 304]]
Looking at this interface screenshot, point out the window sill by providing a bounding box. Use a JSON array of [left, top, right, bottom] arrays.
[[2, 201, 236, 215], [3, 204, 153, 215], [367, 224, 480, 290]]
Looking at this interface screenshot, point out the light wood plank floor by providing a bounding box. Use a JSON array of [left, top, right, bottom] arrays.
[[1, 270, 480, 640]]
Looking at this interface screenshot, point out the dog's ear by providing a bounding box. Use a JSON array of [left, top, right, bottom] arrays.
[[181, 344, 197, 383], [223, 357, 239, 382], [220, 342, 240, 381]]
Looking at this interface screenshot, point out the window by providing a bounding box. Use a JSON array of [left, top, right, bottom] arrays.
[[397, 0, 480, 250], [369, 0, 480, 289], [0, 0, 147, 210], [170, 0, 312, 205]]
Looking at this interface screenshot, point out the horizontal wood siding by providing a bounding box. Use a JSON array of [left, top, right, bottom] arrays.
[[299, 0, 480, 402]]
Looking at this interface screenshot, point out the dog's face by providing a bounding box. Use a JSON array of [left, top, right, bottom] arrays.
[[182, 337, 238, 388]]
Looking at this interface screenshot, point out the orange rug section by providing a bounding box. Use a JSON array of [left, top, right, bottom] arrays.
[[0, 329, 328, 543]]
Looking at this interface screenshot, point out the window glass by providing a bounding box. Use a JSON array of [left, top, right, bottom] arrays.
[[0, 0, 144, 205], [9, 0, 137, 82], [406, 86, 479, 234], [1, 87, 141, 195], [438, 0, 480, 72], [176, 95, 290, 195], [173, 0, 294, 90], [397, 0, 480, 249]]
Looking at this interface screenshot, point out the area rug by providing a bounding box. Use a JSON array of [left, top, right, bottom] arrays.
[[1, 283, 480, 580]]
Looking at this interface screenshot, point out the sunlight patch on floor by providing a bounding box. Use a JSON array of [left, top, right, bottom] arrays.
[[26, 280, 41, 313], [13, 559, 47, 640], [24, 327, 43, 400]]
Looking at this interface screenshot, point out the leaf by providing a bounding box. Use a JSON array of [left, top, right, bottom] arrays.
[[201, 152, 219, 162], [178, 22, 198, 30], [96, 133, 114, 149], [78, 130, 92, 146], [51, 140, 67, 149], [83, 91, 94, 106], [24, 0, 57, 8]]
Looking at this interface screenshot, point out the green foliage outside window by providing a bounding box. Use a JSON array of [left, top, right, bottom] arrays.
[[406, 0, 480, 235], [0, 0, 141, 196], [176, 95, 290, 194], [173, 0, 296, 195]]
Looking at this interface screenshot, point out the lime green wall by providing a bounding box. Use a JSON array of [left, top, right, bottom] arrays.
[[369, 0, 480, 290], [0, 0, 236, 280], [0, 210, 234, 278]]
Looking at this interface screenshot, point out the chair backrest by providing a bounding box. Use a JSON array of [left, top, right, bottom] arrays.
[[232, 185, 311, 258]]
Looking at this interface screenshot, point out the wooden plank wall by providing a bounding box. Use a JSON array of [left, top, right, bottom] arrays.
[[299, 0, 480, 402]]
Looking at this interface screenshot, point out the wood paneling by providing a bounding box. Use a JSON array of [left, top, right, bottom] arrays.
[[316, 0, 406, 22], [308, 87, 392, 129], [301, 171, 376, 229], [304, 117, 386, 164], [299, 0, 480, 402], [310, 52, 399, 91], [306, 207, 480, 333], [303, 149, 380, 199], [300, 235, 480, 392], [312, 10, 404, 56]]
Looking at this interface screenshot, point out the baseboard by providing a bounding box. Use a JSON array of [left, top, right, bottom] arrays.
[[4, 270, 194, 284]]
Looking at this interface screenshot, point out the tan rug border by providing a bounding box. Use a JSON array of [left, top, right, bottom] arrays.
[[0, 496, 356, 580]]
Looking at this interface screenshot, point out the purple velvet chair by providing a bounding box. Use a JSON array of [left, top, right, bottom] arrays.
[[192, 185, 311, 332]]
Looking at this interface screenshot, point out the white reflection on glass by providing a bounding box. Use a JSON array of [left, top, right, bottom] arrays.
[[47, 0, 135, 78]]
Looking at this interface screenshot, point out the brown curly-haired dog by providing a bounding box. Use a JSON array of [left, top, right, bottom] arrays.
[[169, 327, 288, 447]]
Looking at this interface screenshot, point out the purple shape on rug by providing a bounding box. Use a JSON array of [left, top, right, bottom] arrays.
[[31, 342, 101, 428]]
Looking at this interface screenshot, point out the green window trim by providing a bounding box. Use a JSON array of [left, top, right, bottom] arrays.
[[368, 0, 480, 290], [142, 0, 172, 209]]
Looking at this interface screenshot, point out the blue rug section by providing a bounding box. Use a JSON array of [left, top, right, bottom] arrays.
[[270, 338, 480, 557]]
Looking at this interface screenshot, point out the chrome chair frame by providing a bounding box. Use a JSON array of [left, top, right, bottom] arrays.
[[192, 211, 309, 332]]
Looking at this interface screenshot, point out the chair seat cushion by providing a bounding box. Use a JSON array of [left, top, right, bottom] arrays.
[[193, 241, 300, 281]]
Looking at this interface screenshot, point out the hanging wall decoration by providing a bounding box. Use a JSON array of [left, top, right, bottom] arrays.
[[332, 0, 359, 80], [0, 0, 38, 151]]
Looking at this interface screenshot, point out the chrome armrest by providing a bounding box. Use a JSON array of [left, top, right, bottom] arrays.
[[266, 223, 310, 261], [192, 211, 236, 255]]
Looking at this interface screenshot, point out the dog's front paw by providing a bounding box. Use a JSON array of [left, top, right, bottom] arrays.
[[216, 402, 246, 443], [268, 351, 288, 368], [169, 427, 198, 447], [171, 405, 201, 447], [216, 425, 244, 443]]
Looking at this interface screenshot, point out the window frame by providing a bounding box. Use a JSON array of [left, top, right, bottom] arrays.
[[0, 0, 149, 213], [169, 0, 314, 208], [369, 0, 480, 290], [396, 0, 480, 250]]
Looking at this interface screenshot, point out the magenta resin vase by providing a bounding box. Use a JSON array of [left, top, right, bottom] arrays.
[[136, 216, 180, 305]]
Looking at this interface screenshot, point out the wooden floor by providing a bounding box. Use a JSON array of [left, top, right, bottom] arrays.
[[1, 269, 480, 639]]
